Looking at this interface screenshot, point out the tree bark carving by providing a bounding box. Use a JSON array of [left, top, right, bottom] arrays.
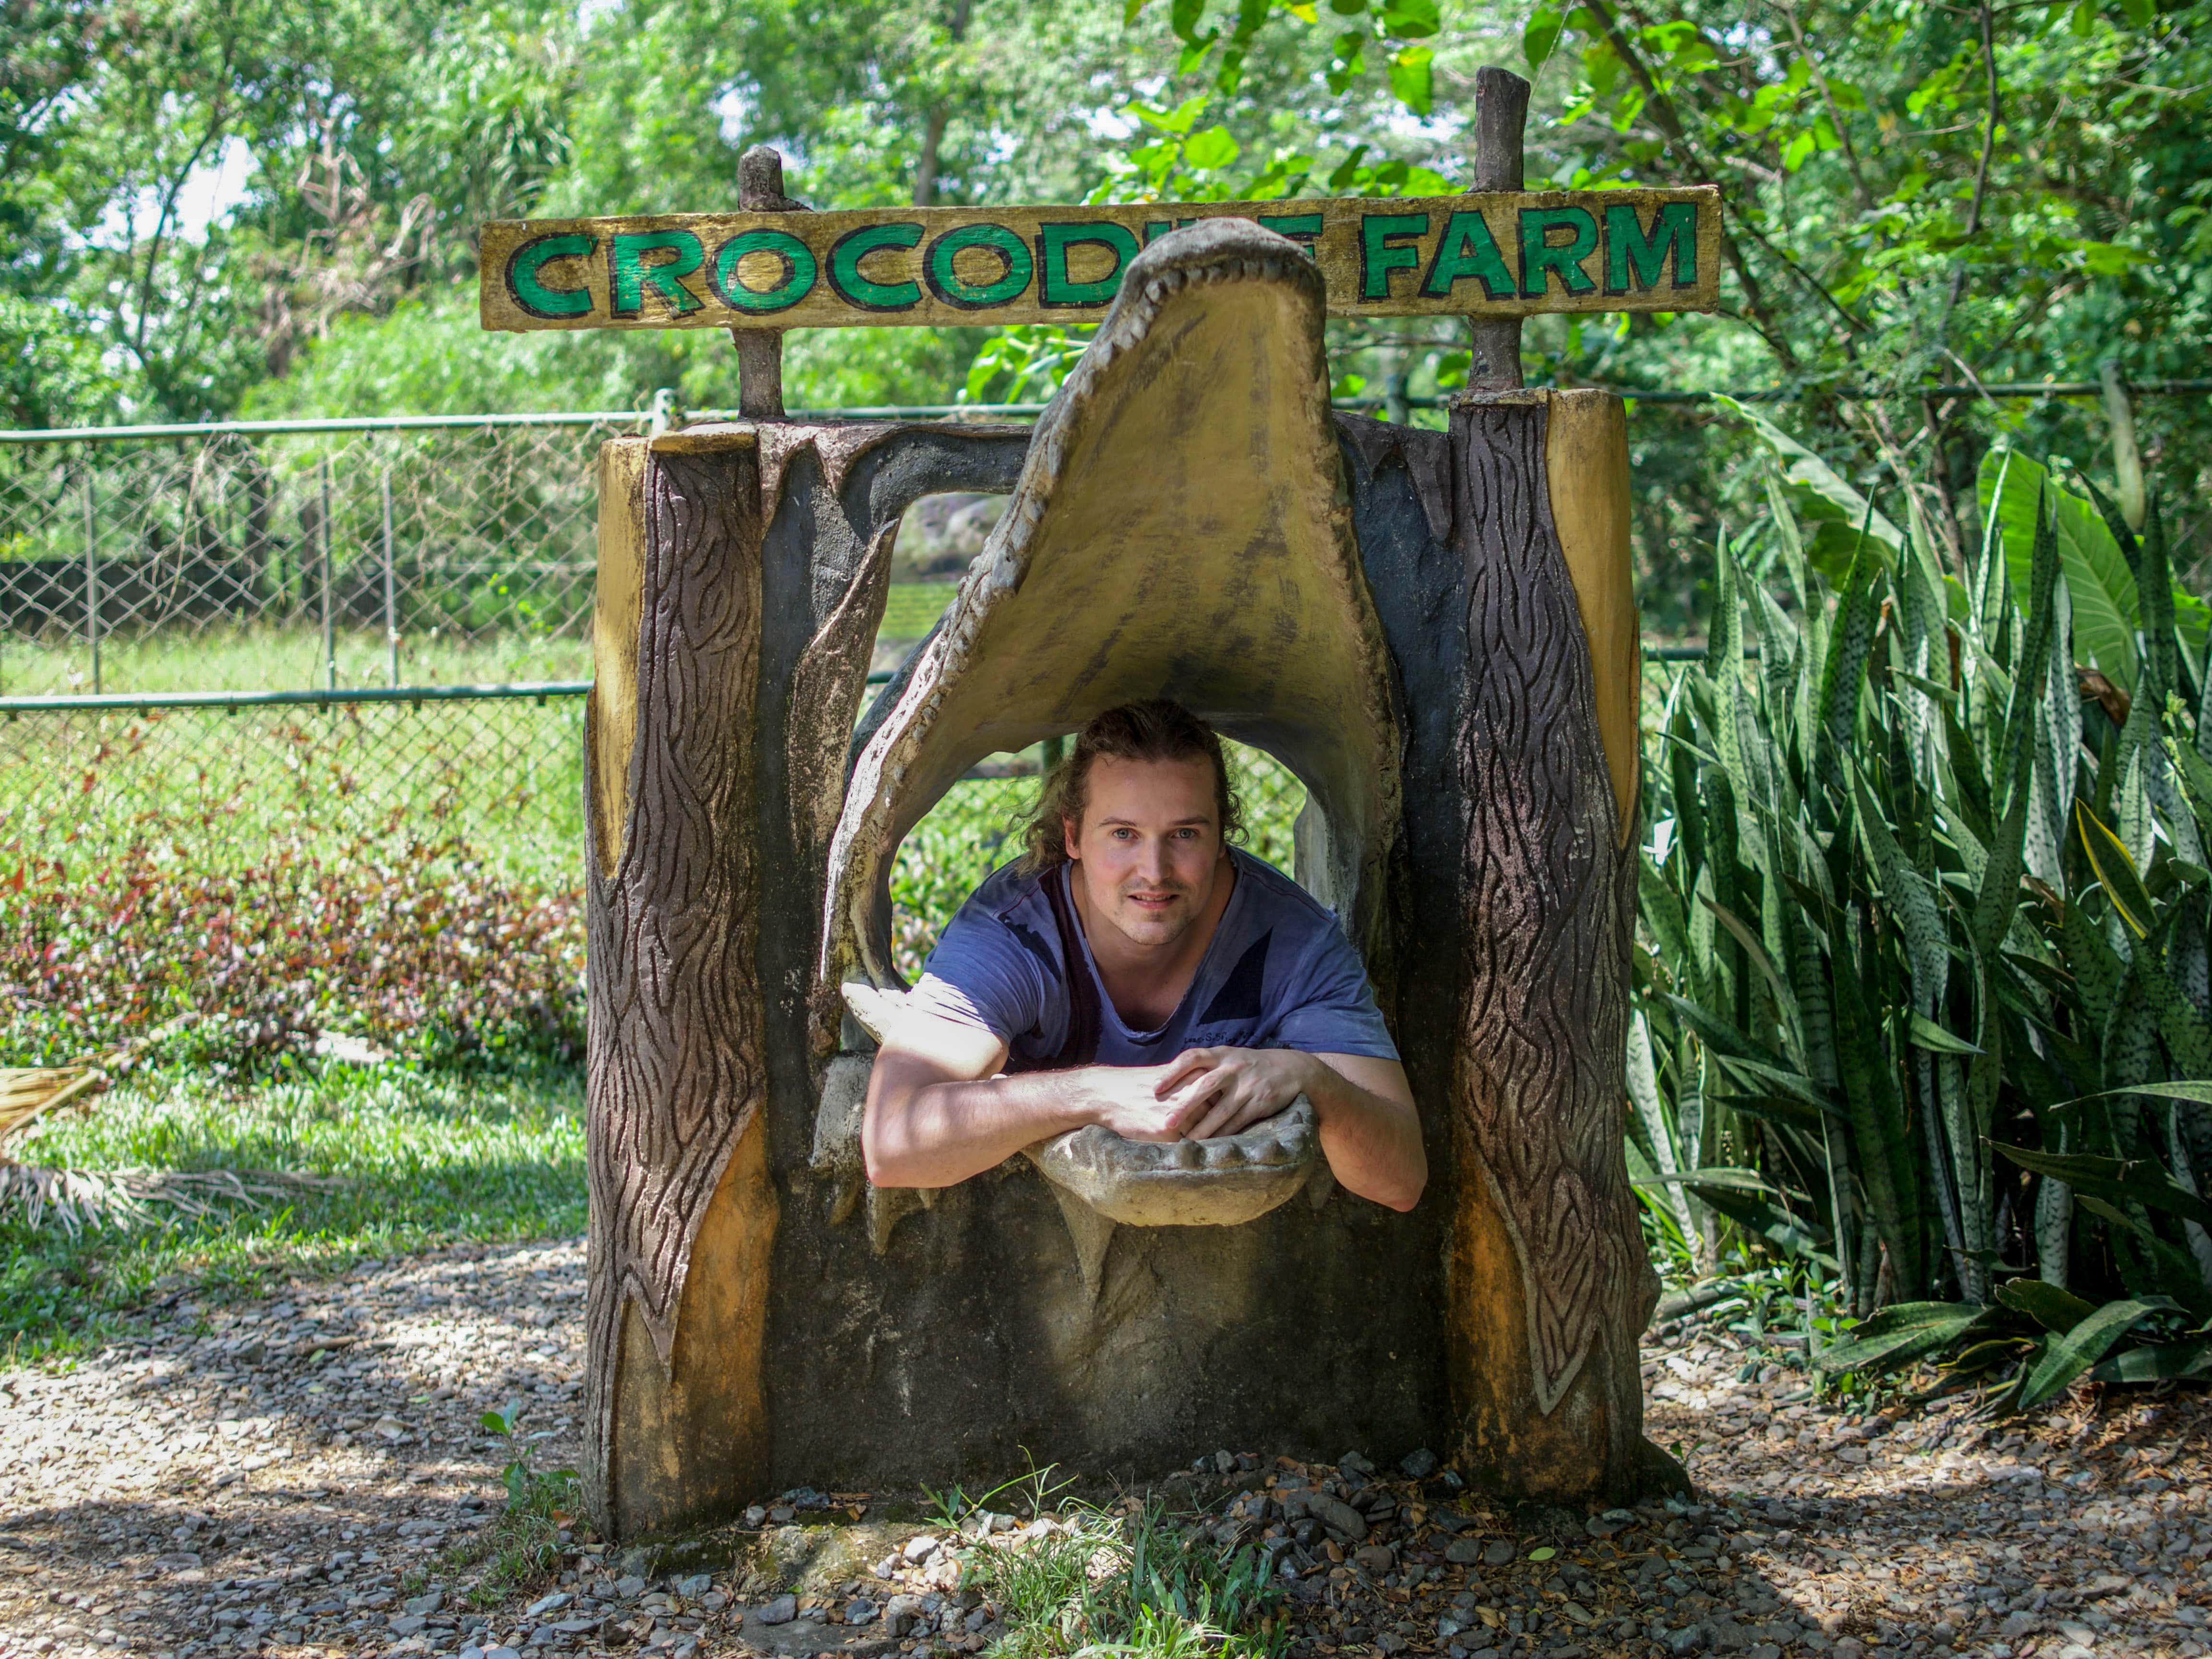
[[583, 449, 766, 1515], [1452, 394, 1645, 1415]]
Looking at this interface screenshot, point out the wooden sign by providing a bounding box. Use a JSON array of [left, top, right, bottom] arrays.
[[479, 188, 1720, 333]]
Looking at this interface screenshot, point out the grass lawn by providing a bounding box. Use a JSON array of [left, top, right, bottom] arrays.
[[0, 1058, 584, 1364]]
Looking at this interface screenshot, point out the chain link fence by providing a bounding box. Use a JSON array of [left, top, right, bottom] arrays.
[[0, 413, 1312, 974]]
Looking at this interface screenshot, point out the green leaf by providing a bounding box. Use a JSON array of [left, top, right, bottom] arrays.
[[2019, 1298, 2163, 1408], [1908, 1014, 1983, 1055], [1380, 0, 1440, 36], [2077, 799, 2155, 938], [1979, 447, 2140, 694], [2092, 1337, 2212, 1382], [1527, 1547, 1556, 1562], [1523, 3, 1565, 67], [2056, 1079, 2212, 1113], [1994, 1144, 2212, 1230], [1388, 45, 1434, 112], [1814, 1302, 1988, 1373], [1714, 395, 1903, 556], [1182, 124, 1239, 168], [1995, 1276, 2098, 1334]]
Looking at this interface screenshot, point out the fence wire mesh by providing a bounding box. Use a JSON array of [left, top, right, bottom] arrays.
[[1, 422, 619, 695]]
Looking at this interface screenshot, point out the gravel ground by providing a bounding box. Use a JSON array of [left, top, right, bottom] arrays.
[[0, 1239, 2205, 1659]]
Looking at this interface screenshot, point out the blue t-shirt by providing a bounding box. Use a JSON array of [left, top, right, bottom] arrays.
[[907, 848, 1398, 1068]]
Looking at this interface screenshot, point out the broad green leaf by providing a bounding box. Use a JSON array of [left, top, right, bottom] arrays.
[[1979, 447, 2140, 693], [1995, 1276, 2097, 1333], [2019, 1298, 2163, 1407], [1182, 125, 1239, 168], [2092, 1337, 2212, 1382], [1814, 1302, 1987, 1372], [1715, 395, 1903, 555], [1388, 45, 1434, 112], [1994, 1144, 2212, 1230], [1522, 2, 1564, 64]]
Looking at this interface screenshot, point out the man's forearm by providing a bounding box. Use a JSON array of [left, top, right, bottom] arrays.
[[866, 1068, 1097, 1189], [1301, 1056, 1427, 1213]]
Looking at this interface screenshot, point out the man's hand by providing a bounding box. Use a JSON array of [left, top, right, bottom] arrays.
[[1154, 1046, 1314, 1141], [1155, 1045, 1426, 1212], [1064, 1063, 1194, 1143]]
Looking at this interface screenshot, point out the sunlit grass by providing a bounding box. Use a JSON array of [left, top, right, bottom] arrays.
[[0, 1060, 584, 1363]]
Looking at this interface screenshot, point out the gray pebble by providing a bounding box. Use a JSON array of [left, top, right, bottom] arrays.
[[757, 1595, 797, 1626], [1482, 1540, 1515, 1567]]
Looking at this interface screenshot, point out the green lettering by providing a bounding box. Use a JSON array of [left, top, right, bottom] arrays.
[[1604, 201, 1699, 294], [507, 233, 596, 319], [924, 223, 1034, 310], [1360, 213, 1429, 301], [709, 229, 817, 314], [828, 223, 923, 311], [1038, 221, 1142, 307], [1419, 211, 1515, 301], [1257, 212, 1324, 254], [1518, 207, 1599, 299], [609, 230, 705, 318]]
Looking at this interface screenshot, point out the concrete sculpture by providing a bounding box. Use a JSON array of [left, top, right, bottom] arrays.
[[481, 68, 1714, 1539]]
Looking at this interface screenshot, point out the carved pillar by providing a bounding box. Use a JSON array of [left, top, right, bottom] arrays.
[[582, 437, 777, 1536], [1446, 388, 1671, 1501]]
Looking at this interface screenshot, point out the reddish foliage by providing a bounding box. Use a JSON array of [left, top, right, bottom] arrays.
[[0, 833, 585, 1072]]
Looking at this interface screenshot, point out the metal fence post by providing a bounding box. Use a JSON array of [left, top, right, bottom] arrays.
[[382, 466, 398, 686], [83, 464, 102, 694], [320, 456, 336, 691]]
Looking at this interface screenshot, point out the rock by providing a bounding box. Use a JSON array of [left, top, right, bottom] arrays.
[[1400, 1447, 1440, 1480], [614, 1575, 646, 1599], [1745, 1647, 1780, 1659], [758, 1596, 798, 1626], [769, 1505, 797, 1523], [1304, 1494, 1369, 1542], [1585, 1514, 1628, 1538], [904, 1535, 941, 1564], [1353, 1545, 1395, 1574], [403, 1592, 444, 1616], [1998, 1612, 2037, 1638], [675, 1575, 712, 1599], [1831, 1641, 1864, 1659], [524, 1593, 570, 1617], [846, 1599, 879, 1624], [1663, 1623, 1709, 1656], [387, 1616, 427, 1636], [744, 1506, 768, 1527], [884, 1595, 927, 1638], [1445, 1539, 1484, 1565], [1836, 1447, 1868, 1466], [1482, 1541, 1514, 1567]]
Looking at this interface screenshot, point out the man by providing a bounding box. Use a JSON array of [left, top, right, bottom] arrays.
[[863, 699, 1426, 1212]]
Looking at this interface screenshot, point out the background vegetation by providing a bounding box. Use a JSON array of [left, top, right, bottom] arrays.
[[7, 0, 2207, 624], [6, 0, 2212, 1406]]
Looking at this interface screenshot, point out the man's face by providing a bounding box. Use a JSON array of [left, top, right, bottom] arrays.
[[1064, 753, 1226, 949]]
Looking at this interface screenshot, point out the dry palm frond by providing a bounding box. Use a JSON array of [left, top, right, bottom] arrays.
[[0, 1164, 346, 1238], [0, 1012, 200, 1159], [0, 1064, 109, 1153]]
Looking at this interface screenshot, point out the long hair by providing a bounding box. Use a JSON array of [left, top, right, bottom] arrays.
[[1018, 699, 1244, 873]]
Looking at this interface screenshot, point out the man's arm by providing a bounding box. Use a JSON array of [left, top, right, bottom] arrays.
[[863, 1008, 1191, 1189], [1155, 1047, 1426, 1213]]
